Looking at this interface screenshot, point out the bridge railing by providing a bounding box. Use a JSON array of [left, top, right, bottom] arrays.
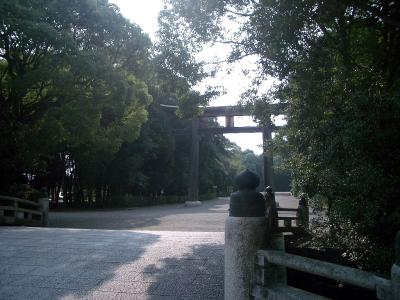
[[224, 172, 399, 300], [0, 195, 49, 227], [253, 245, 397, 299], [252, 190, 399, 300]]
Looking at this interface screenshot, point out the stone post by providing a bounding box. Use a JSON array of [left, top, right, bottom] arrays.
[[264, 186, 277, 231], [225, 170, 268, 300], [296, 195, 309, 230], [262, 232, 287, 286], [391, 231, 400, 299], [38, 197, 49, 227]]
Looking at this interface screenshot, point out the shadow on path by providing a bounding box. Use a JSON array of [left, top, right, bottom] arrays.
[[142, 243, 224, 299], [0, 227, 160, 299]]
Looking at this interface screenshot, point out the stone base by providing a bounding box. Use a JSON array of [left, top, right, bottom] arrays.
[[391, 264, 400, 300], [184, 201, 202, 207], [225, 216, 267, 300]]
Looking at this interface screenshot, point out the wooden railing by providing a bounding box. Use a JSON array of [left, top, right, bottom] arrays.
[[0, 195, 49, 227], [263, 190, 309, 234], [275, 206, 309, 233]]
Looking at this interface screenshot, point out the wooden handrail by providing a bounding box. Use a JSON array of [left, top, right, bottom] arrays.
[[0, 206, 43, 216]]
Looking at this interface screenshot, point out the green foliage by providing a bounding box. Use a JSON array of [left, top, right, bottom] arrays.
[[161, 0, 400, 272], [0, 0, 152, 199]]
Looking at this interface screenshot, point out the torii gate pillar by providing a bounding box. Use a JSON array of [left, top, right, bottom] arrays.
[[263, 123, 274, 188], [187, 117, 200, 203]]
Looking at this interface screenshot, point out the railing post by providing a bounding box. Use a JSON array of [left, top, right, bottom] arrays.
[[391, 231, 400, 299], [15, 199, 24, 222], [296, 195, 309, 229], [263, 233, 287, 286], [264, 186, 277, 230], [38, 197, 49, 227], [225, 170, 268, 300]]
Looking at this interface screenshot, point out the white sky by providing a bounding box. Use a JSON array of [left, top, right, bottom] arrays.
[[109, 0, 276, 154]]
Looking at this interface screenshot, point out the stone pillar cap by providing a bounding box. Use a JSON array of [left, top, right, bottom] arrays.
[[230, 170, 264, 217], [235, 169, 260, 190]]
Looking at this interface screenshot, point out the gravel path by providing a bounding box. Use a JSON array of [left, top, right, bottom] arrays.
[[1, 194, 298, 299], [49, 195, 298, 231], [49, 198, 230, 231], [0, 227, 224, 300]]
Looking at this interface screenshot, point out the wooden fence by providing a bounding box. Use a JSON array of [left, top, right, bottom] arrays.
[[0, 195, 49, 227]]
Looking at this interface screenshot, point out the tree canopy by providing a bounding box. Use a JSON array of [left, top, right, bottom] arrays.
[[0, 0, 157, 203]]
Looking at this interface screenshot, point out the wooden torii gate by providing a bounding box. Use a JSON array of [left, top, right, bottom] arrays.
[[161, 105, 278, 203]]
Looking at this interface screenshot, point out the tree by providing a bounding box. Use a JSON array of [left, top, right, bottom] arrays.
[[0, 0, 152, 203]]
